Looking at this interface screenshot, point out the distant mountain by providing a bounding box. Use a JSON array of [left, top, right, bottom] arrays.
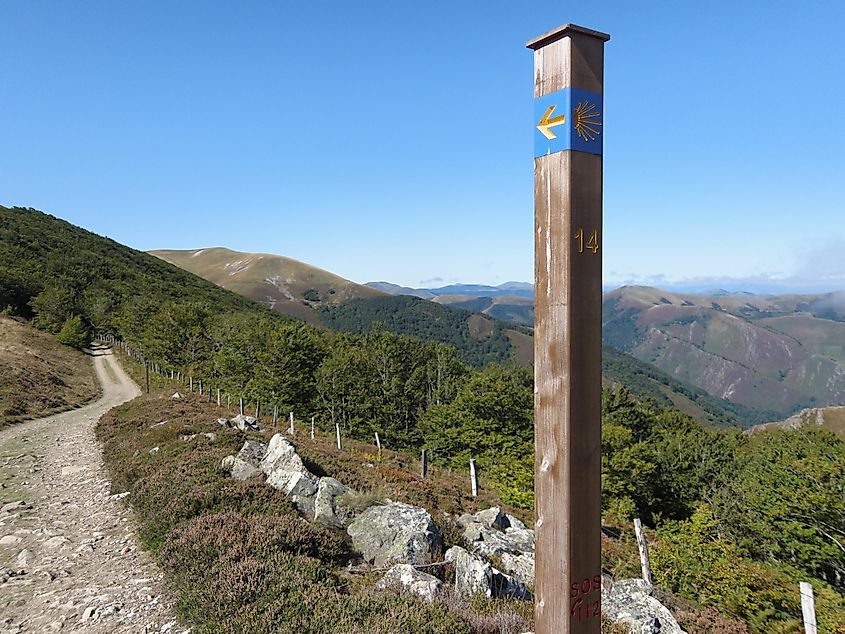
[[365, 282, 435, 299], [151, 248, 384, 323], [602, 285, 845, 417]]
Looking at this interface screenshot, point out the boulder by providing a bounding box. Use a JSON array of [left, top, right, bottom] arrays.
[[375, 563, 442, 602], [499, 551, 535, 587], [491, 569, 532, 601], [445, 546, 493, 598], [170, 392, 183, 399], [222, 440, 267, 481], [231, 414, 260, 432], [504, 527, 535, 553], [314, 477, 350, 528], [474, 507, 510, 530], [347, 501, 442, 566], [505, 514, 526, 530], [216, 417, 231, 427], [260, 434, 307, 475], [602, 578, 686, 634], [462, 522, 525, 558]]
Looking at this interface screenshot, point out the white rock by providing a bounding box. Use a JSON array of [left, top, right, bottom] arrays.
[[375, 563, 442, 602]]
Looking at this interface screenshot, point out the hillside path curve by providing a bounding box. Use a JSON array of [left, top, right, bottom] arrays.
[[0, 344, 186, 633]]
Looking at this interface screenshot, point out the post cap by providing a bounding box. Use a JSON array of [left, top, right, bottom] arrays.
[[526, 23, 610, 50]]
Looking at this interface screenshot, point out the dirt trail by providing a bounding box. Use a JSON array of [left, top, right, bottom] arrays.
[[0, 345, 186, 633]]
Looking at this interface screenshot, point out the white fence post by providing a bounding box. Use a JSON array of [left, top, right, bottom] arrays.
[[800, 582, 818, 634], [469, 459, 478, 497], [335, 423, 342, 450], [634, 518, 653, 586]]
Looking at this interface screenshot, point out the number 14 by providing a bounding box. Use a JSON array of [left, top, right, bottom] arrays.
[[574, 228, 599, 254]]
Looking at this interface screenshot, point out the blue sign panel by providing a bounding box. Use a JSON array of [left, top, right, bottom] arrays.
[[534, 87, 603, 158]]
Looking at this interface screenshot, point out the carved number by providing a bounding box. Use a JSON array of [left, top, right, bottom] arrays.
[[574, 228, 600, 254]]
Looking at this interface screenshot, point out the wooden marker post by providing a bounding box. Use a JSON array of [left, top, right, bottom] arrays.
[[145, 363, 150, 394], [421, 449, 428, 479], [217, 389, 221, 407], [289, 412, 295, 435], [527, 23, 609, 634], [375, 432, 382, 459], [310, 416, 315, 440], [469, 459, 478, 497], [634, 519, 652, 586], [335, 423, 342, 450]]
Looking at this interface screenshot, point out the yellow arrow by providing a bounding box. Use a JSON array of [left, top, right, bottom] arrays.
[[537, 105, 566, 140]]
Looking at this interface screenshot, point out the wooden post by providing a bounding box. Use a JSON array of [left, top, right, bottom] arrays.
[[239, 397, 244, 416], [375, 432, 382, 459], [255, 402, 260, 419], [207, 386, 212, 403], [289, 411, 295, 435], [634, 519, 652, 586], [227, 394, 231, 410], [800, 582, 818, 634], [469, 458, 478, 497], [217, 389, 221, 406], [145, 362, 150, 394], [189, 376, 193, 392], [198, 379, 202, 396], [421, 449, 428, 479], [273, 405, 279, 426], [528, 23, 609, 634], [335, 423, 342, 450], [310, 416, 315, 440]]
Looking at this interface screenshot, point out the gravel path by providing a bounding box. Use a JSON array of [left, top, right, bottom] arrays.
[[0, 345, 186, 633]]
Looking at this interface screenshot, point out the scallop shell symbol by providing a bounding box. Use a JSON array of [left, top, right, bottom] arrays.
[[573, 101, 602, 142]]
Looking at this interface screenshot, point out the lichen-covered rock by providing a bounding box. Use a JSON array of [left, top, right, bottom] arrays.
[[602, 578, 686, 634], [347, 501, 442, 566], [504, 527, 535, 553], [267, 470, 319, 516], [462, 522, 526, 558], [314, 477, 350, 528], [221, 439, 267, 481], [216, 417, 231, 427], [500, 551, 535, 587], [491, 569, 532, 601], [260, 434, 306, 475], [445, 546, 493, 598], [474, 507, 510, 530], [230, 414, 260, 432], [375, 563, 442, 602]]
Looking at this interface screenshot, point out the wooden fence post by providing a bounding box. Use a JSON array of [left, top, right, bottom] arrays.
[[227, 394, 230, 410], [217, 389, 221, 406], [239, 397, 244, 416], [335, 423, 342, 450], [289, 412, 295, 435], [310, 416, 315, 440], [634, 519, 653, 586], [421, 449, 429, 479], [207, 386, 212, 403], [800, 582, 818, 634], [469, 459, 478, 497], [375, 432, 382, 459], [189, 376, 193, 392], [145, 362, 150, 394], [272, 405, 278, 426], [255, 402, 260, 419]]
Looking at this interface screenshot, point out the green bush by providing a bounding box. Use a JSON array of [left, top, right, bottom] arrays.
[[55, 315, 89, 349]]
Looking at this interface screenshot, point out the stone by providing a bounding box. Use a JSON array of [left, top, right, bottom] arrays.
[[170, 392, 183, 399], [462, 522, 526, 558], [81, 606, 97, 621], [375, 563, 442, 602], [178, 434, 197, 441], [216, 418, 231, 427], [16, 549, 35, 568], [313, 477, 350, 528], [231, 414, 260, 432], [505, 514, 526, 530], [499, 551, 535, 586], [0, 535, 22, 545], [260, 434, 306, 475], [222, 440, 267, 481], [445, 546, 493, 598], [347, 501, 442, 566], [491, 569, 532, 600], [201, 432, 216, 442], [602, 578, 686, 634], [267, 470, 318, 516], [1, 501, 30, 514], [474, 507, 510, 530], [504, 527, 535, 553], [44, 536, 69, 549], [148, 447, 160, 455]]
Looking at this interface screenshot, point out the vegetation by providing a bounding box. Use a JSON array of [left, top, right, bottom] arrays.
[[318, 295, 527, 368], [0, 316, 99, 428]]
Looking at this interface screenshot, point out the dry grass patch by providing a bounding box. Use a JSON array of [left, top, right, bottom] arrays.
[[0, 316, 99, 428]]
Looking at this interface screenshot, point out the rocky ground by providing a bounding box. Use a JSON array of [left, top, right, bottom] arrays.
[[0, 345, 186, 633]]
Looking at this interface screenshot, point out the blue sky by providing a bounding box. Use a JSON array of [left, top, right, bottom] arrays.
[[2, 1, 844, 292]]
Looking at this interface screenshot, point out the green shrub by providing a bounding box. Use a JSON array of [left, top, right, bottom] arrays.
[[55, 315, 89, 349]]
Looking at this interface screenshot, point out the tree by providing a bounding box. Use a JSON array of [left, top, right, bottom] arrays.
[[55, 315, 89, 349]]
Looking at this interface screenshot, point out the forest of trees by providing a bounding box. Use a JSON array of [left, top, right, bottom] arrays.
[[4, 205, 845, 630]]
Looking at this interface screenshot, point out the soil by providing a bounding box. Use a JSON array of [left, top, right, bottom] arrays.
[[0, 344, 186, 633]]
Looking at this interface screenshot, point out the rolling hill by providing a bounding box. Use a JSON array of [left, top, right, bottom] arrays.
[[602, 285, 845, 417], [749, 405, 845, 436], [151, 247, 385, 323]]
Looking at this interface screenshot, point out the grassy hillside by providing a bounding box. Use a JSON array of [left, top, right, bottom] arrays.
[[602, 285, 845, 417], [0, 316, 99, 428], [0, 206, 274, 330], [750, 405, 845, 435], [151, 247, 385, 323]]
